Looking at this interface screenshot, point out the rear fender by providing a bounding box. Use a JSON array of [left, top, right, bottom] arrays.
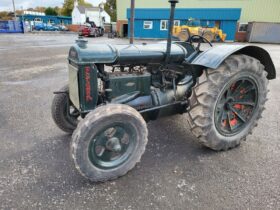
[[191, 45, 276, 79]]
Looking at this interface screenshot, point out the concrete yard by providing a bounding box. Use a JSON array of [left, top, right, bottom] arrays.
[[0, 34, 279, 209]]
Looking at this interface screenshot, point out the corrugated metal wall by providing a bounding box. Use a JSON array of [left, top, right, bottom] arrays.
[[20, 15, 72, 25], [127, 8, 240, 40], [0, 21, 24, 33], [117, 0, 280, 23], [247, 22, 280, 44]]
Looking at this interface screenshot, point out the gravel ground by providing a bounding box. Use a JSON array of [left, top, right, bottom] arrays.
[[0, 34, 279, 210]]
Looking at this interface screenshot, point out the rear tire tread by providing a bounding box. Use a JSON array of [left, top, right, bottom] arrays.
[[187, 54, 268, 151]]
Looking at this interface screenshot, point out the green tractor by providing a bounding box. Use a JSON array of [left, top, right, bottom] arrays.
[[52, 0, 276, 182]]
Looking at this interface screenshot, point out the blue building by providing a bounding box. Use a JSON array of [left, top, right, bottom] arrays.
[[127, 8, 241, 41], [20, 14, 72, 25]]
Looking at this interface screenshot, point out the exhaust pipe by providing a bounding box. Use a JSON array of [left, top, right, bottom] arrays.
[[129, 0, 135, 44], [165, 0, 179, 63]]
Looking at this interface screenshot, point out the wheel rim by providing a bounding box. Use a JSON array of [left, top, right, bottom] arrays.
[[88, 123, 136, 169], [214, 77, 258, 136]]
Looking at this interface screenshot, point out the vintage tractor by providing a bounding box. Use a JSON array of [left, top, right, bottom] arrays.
[[52, 0, 276, 182]]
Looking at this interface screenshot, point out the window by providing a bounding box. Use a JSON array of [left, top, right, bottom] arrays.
[[161, 20, 180, 30], [174, 20, 180, 27], [160, 20, 168, 30], [143, 21, 153, 29], [238, 23, 248, 32], [34, 18, 42, 22]]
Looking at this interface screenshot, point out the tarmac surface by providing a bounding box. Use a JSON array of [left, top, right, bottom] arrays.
[[0, 34, 280, 210]]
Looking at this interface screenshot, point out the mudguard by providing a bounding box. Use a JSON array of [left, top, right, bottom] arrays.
[[191, 45, 276, 80]]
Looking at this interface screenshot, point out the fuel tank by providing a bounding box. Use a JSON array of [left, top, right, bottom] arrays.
[[68, 40, 188, 65]]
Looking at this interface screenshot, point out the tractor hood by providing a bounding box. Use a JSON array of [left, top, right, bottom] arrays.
[[68, 40, 188, 65]]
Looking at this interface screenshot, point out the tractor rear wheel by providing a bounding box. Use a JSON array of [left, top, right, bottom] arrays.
[[187, 54, 268, 151], [71, 104, 148, 182], [51, 85, 79, 134]]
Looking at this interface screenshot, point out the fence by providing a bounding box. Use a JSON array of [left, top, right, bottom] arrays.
[[0, 21, 24, 33]]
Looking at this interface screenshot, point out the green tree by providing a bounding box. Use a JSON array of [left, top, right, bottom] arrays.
[[35, 7, 46, 13], [104, 0, 116, 22], [45, 7, 58, 16], [0, 11, 10, 20], [54, 6, 62, 16], [61, 0, 92, 16]]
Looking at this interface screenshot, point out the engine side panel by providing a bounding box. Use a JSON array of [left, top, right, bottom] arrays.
[[106, 72, 151, 100]]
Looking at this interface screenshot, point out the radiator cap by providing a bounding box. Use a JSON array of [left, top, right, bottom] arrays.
[[76, 37, 88, 48]]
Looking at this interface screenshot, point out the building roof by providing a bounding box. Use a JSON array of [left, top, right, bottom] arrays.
[[77, 6, 99, 14]]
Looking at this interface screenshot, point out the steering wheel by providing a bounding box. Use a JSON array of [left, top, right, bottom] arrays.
[[189, 34, 213, 51]]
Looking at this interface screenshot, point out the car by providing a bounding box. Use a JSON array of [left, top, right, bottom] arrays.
[[78, 24, 99, 37], [58, 25, 68, 31], [34, 23, 45, 31], [45, 24, 59, 31], [33, 23, 60, 31]]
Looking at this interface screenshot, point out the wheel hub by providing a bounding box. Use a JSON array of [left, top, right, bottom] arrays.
[[224, 98, 234, 110], [88, 124, 135, 169], [106, 137, 122, 152], [214, 78, 258, 136]]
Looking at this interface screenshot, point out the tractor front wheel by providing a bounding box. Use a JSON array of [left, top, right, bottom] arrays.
[[51, 85, 79, 134], [188, 54, 268, 151], [71, 104, 148, 182]]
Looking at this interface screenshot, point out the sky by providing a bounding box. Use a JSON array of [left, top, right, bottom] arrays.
[[0, 0, 105, 11]]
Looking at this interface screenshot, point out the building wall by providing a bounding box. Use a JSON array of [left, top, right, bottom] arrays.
[[72, 7, 83, 24], [101, 11, 111, 23], [117, 0, 280, 23], [21, 15, 72, 25], [127, 8, 241, 40]]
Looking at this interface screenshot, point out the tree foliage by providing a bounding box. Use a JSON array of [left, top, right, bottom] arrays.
[[0, 11, 11, 20], [104, 0, 116, 22], [45, 7, 58, 16], [35, 7, 46, 13], [61, 0, 93, 16]]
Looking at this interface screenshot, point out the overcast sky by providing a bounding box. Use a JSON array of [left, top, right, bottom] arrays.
[[0, 0, 105, 11]]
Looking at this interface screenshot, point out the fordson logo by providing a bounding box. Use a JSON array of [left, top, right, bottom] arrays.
[[85, 66, 93, 102]]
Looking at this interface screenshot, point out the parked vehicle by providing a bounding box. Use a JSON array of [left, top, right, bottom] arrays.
[[58, 25, 68, 31], [34, 23, 63, 31], [78, 23, 104, 37], [173, 18, 227, 42], [52, 0, 276, 182], [45, 24, 59, 31], [34, 23, 45, 31]]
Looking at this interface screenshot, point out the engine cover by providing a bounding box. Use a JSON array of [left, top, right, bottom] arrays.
[[68, 42, 188, 65]]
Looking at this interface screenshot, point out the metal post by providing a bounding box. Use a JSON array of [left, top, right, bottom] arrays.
[[165, 0, 179, 63], [129, 0, 135, 44], [12, 0, 17, 20]]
